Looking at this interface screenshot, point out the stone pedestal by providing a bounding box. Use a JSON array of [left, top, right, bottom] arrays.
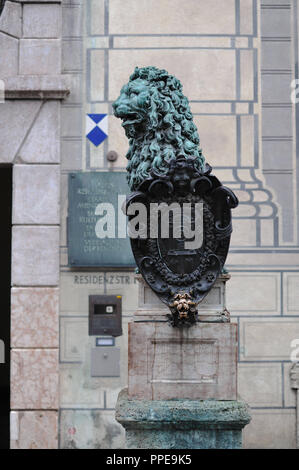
[[134, 273, 231, 323], [116, 275, 251, 449], [128, 322, 237, 400], [116, 389, 251, 449]]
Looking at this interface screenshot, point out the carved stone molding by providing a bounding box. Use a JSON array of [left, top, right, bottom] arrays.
[[3, 75, 69, 100]]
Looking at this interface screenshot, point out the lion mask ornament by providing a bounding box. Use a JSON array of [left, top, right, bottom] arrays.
[[113, 66, 205, 191], [113, 66, 238, 327]]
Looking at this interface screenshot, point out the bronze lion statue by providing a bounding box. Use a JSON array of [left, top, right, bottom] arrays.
[[113, 66, 205, 191]]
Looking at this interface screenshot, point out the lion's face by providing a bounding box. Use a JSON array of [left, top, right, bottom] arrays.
[[113, 78, 151, 138], [112, 66, 205, 190]]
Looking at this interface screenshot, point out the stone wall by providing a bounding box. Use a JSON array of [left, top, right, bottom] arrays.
[[0, 0, 68, 449], [1, 0, 298, 449], [58, 0, 299, 449]]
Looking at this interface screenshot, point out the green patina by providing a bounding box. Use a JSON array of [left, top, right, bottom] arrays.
[[115, 389, 251, 449], [113, 66, 205, 191]]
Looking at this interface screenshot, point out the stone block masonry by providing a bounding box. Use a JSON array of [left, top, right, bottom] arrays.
[[0, 0, 68, 449]]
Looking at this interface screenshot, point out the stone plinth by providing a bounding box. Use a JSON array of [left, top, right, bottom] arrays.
[[116, 389, 251, 449], [128, 322, 237, 401], [117, 273, 251, 449], [135, 274, 231, 322]]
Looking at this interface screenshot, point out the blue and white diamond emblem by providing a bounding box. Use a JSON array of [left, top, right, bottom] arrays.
[[86, 114, 108, 147]]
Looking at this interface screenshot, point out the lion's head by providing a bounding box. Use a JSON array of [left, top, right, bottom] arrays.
[[113, 66, 205, 191]]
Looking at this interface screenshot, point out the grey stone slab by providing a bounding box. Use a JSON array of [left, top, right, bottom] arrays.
[[109, 49, 236, 102], [0, 1, 22, 38], [23, 4, 61, 38], [262, 108, 292, 137], [59, 319, 129, 406], [91, 348, 120, 377], [261, 9, 291, 37], [4, 75, 69, 100], [263, 173, 293, 243], [19, 101, 60, 163], [283, 272, 299, 315], [60, 409, 125, 449], [116, 389, 251, 449], [67, 172, 135, 267], [60, 363, 106, 409], [125, 427, 243, 450], [262, 140, 293, 170], [128, 322, 238, 401], [19, 39, 61, 75], [239, 318, 299, 361], [62, 39, 83, 72], [11, 287, 59, 348], [61, 139, 82, 170], [0, 32, 18, 78], [12, 226, 60, 286], [62, 4, 82, 38], [12, 165, 60, 224], [0, 101, 40, 163], [261, 0, 291, 4], [261, 74, 292, 104]]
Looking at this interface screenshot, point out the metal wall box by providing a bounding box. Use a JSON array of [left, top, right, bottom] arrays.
[[67, 171, 135, 267], [91, 347, 120, 377], [89, 295, 122, 337]]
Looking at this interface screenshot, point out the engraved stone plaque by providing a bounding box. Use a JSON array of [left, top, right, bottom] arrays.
[[68, 172, 135, 267]]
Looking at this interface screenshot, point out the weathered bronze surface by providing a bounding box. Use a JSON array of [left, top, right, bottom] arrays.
[[113, 66, 238, 326]]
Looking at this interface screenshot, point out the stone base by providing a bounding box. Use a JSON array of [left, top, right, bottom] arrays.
[[116, 389, 251, 449], [135, 274, 231, 322], [128, 322, 237, 400]]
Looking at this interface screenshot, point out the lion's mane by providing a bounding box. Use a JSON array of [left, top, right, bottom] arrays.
[[113, 66, 205, 191]]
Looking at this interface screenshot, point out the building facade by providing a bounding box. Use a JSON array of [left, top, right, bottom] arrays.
[[0, 0, 299, 449]]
